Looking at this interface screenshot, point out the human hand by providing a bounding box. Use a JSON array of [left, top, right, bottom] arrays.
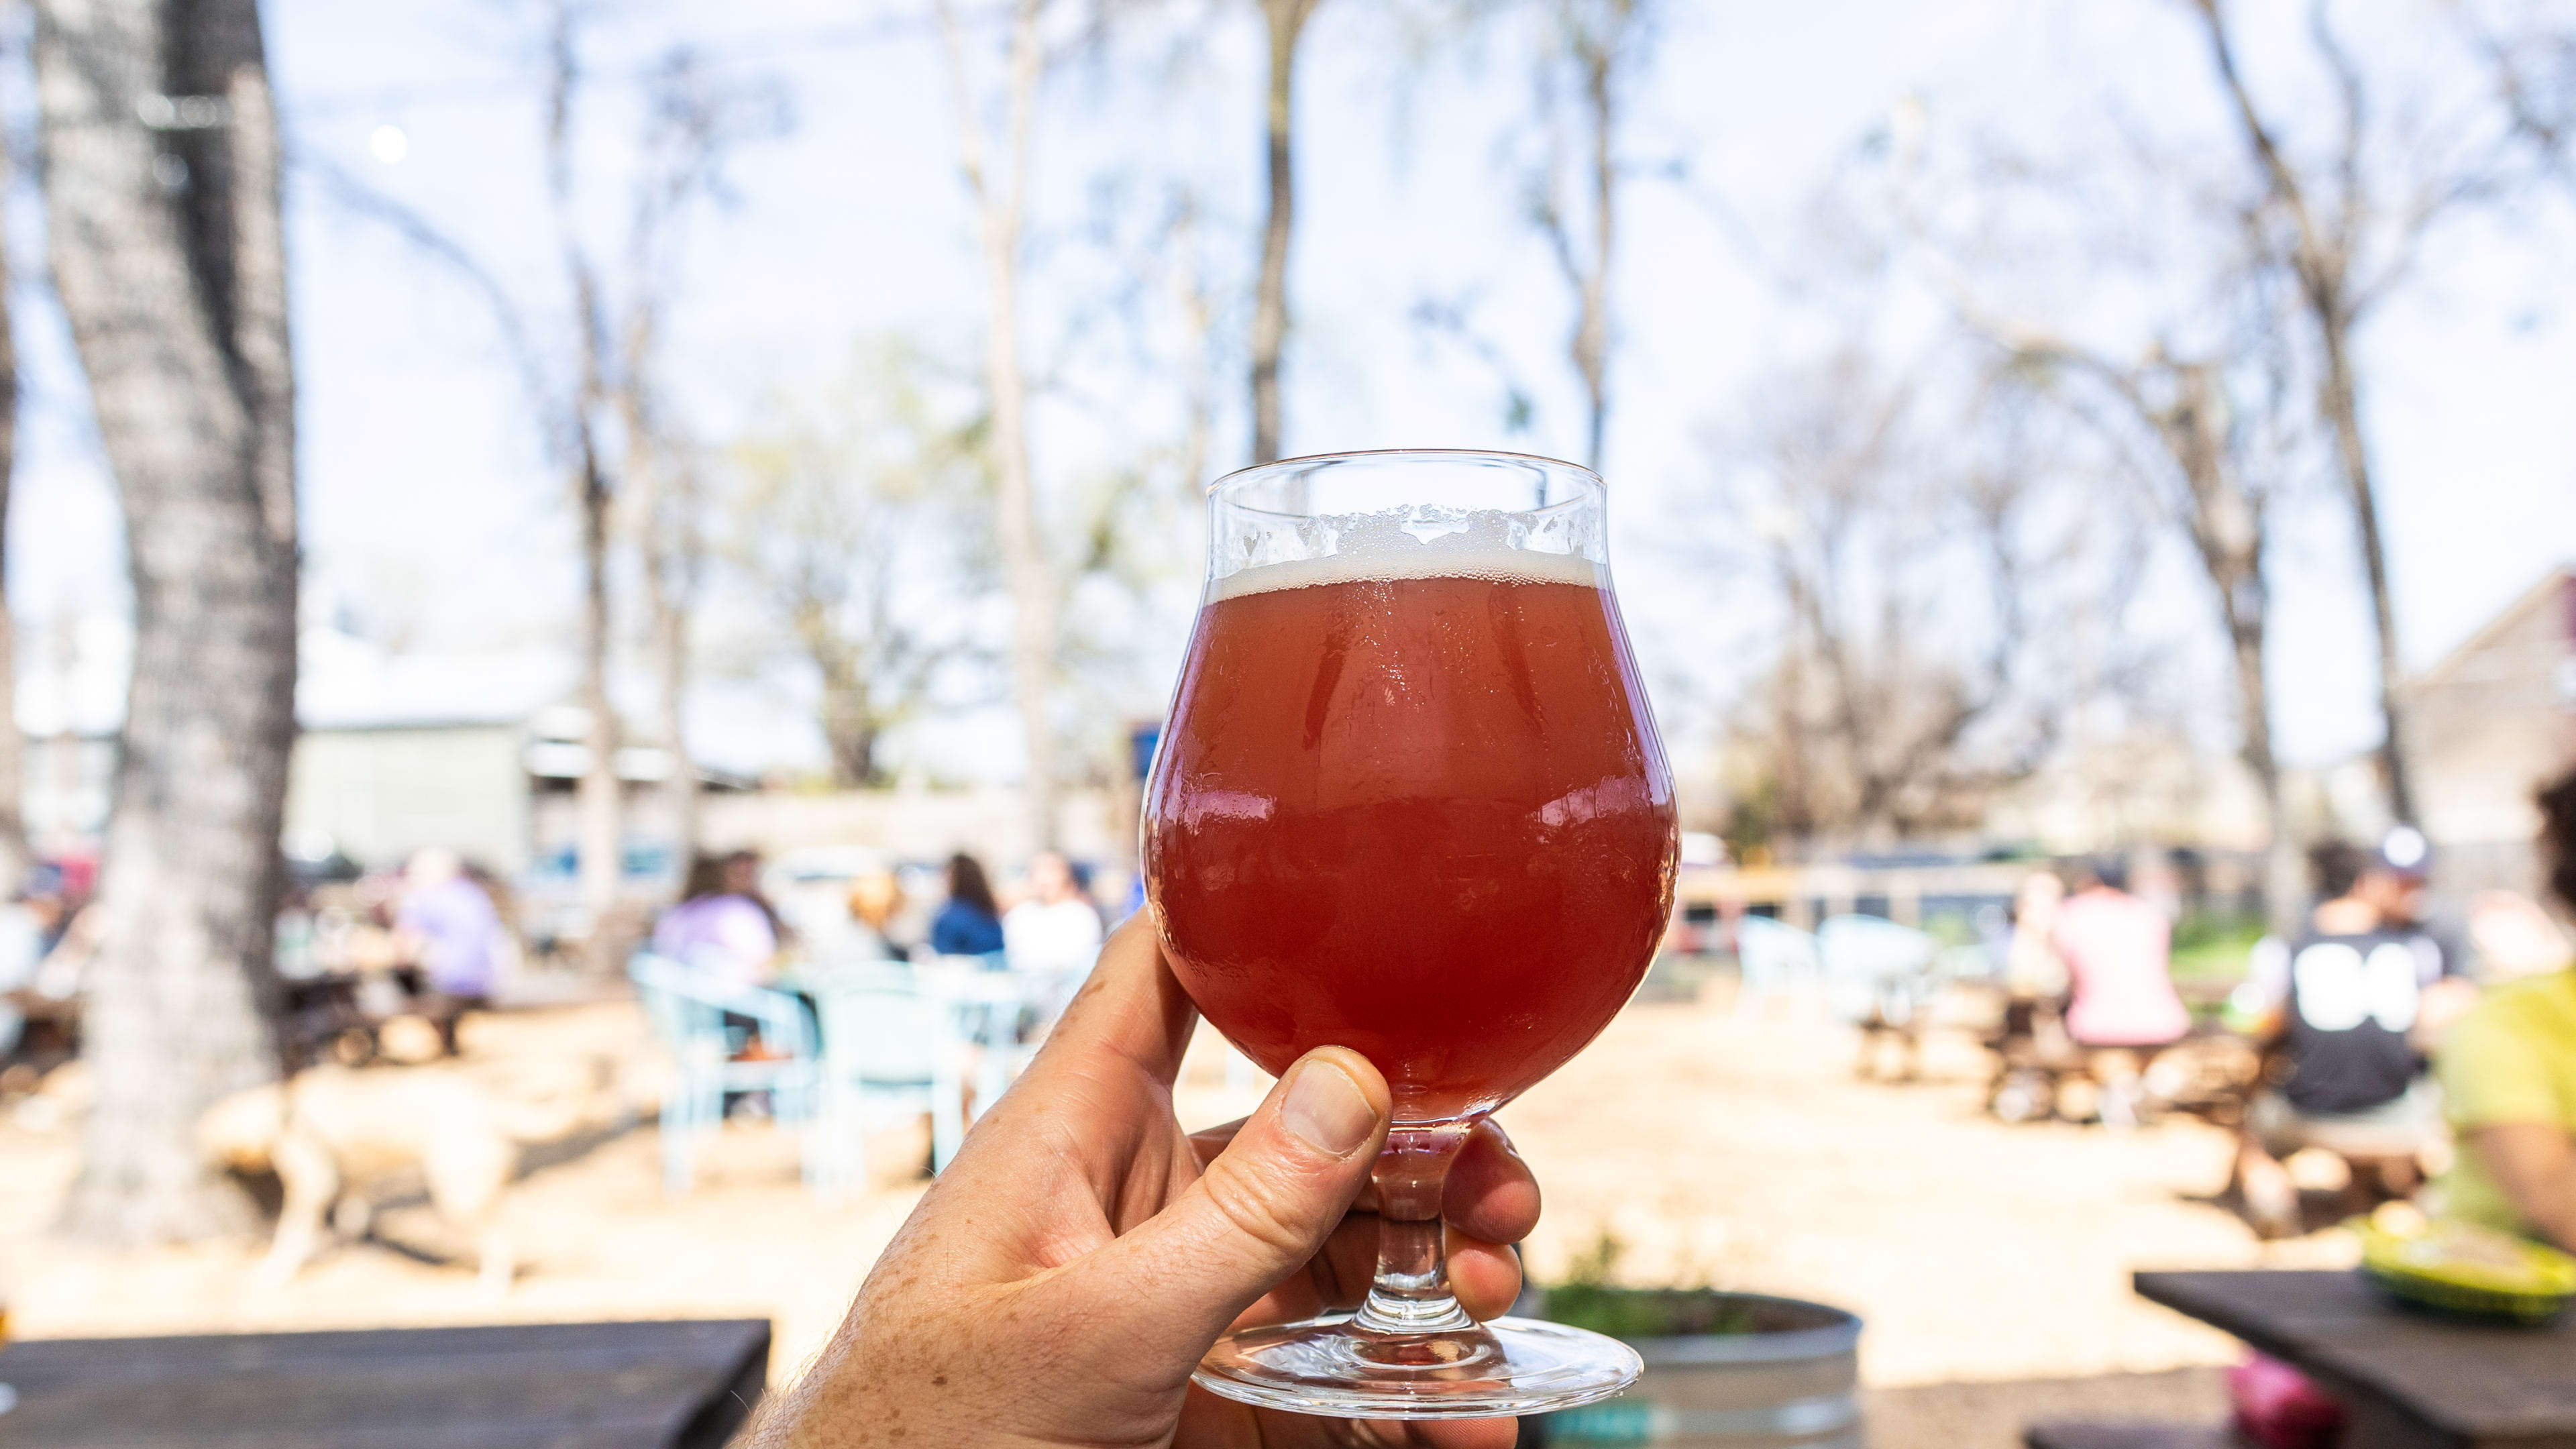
[[743, 915, 1540, 1448]]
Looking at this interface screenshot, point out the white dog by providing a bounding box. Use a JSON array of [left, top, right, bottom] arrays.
[[199, 1059, 601, 1294]]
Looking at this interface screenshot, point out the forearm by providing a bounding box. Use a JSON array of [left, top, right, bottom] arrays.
[[2469, 1125, 2576, 1254], [2520, 1171, 2576, 1256]]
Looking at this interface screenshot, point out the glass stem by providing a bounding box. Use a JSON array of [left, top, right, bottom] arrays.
[[1352, 1123, 1480, 1338]]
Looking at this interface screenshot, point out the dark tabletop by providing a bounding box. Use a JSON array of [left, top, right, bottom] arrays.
[[0, 1318, 769, 1448], [2136, 1270, 2576, 1449]]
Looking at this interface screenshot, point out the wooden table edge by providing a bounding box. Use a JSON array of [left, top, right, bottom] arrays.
[[0, 1318, 773, 1449], [2131, 1271, 2462, 1445]]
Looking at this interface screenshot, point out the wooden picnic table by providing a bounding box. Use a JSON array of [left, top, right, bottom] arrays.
[[2135, 1269, 2576, 1449], [0, 1318, 768, 1448]]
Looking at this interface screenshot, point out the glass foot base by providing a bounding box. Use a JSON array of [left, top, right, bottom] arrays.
[[1193, 1313, 1642, 1419]]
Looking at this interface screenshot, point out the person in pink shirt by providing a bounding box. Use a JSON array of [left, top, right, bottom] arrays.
[[2050, 857, 2190, 1126], [2051, 857, 2191, 1046]]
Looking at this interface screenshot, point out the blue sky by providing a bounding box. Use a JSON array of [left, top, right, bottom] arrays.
[[5, 0, 2569, 780]]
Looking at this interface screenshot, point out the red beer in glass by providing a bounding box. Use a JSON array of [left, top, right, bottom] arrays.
[[1148, 568, 1674, 1122], [1144, 450, 1676, 1419]]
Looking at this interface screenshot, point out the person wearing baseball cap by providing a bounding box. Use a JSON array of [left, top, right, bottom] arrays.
[[2234, 835, 2478, 1236]]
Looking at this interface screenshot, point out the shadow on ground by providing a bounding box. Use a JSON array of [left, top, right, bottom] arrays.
[[1865, 1367, 2228, 1448]]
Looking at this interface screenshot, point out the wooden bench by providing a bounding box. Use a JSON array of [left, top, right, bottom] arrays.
[[0, 1318, 769, 1447]]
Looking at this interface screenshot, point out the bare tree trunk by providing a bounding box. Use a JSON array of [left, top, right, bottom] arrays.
[[0, 138, 28, 888], [2157, 360, 2305, 933], [651, 573, 698, 873], [35, 0, 297, 1242], [826, 708, 881, 790], [1249, 0, 1316, 466], [573, 445, 620, 933], [2220, 587, 2300, 932], [2192, 0, 2416, 824], [942, 0, 1060, 851], [1534, 1, 1633, 475], [544, 6, 624, 941], [615, 53, 763, 888], [641, 445, 700, 872], [1178, 270, 1215, 498], [615, 340, 686, 883], [1572, 36, 1614, 473], [2315, 329, 2415, 824]]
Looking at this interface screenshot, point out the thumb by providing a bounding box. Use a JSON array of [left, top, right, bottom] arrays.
[[1068, 1046, 1390, 1371]]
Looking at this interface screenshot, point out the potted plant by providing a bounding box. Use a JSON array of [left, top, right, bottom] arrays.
[[1520, 1232, 1863, 1448]]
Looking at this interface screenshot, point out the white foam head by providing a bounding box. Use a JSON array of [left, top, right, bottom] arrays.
[[1209, 506, 1607, 601]]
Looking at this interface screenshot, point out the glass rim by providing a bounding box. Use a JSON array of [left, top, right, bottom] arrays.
[[1205, 447, 1604, 501]]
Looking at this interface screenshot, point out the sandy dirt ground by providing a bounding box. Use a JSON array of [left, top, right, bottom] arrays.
[[0, 987, 2354, 1441]]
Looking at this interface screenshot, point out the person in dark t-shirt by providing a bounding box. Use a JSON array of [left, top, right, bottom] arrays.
[[2231, 839, 2477, 1236]]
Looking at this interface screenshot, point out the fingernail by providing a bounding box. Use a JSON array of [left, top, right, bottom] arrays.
[[1281, 1058, 1378, 1158]]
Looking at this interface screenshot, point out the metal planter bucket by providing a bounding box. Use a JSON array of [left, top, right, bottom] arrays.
[[1523, 1291, 1863, 1448]]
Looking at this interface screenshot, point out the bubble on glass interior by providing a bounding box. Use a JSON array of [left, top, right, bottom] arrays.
[[1398, 507, 1474, 545]]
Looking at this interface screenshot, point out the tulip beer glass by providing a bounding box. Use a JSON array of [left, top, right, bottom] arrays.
[[1143, 449, 1678, 1417]]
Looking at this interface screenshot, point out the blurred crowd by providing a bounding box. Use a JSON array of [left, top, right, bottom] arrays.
[[8, 764, 2576, 1272], [654, 846, 1110, 987], [0, 837, 1120, 1090], [1845, 767, 2576, 1256]]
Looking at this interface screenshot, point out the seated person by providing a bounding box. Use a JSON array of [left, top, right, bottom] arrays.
[[2236, 840, 2474, 1234], [2049, 857, 2189, 1125], [928, 853, 1006, 959], [0, 867, 61, 1058], [845, 868, 908, 960], [653, 850, 786, 987], [1003, 850, 1105, 978], [1004, 851, 1107, 1024], [394, 847, 509, 1053], [2004, 871, 2070, 1002], [2051, 857, 2190, 1049], [1996, 870, 2074, 1052], [2434, 769, 2576, 1251]]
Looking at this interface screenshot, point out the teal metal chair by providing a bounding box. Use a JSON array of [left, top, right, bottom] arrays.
[[1816, 914, 1941, 1028], [627, 953, 820, 1197], [804, 976, 962, 1194], [974, 946, 1097, 1104], [1734, 914, 1823, 1019]]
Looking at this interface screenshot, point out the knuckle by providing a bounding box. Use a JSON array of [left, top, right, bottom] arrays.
[[1196, 1154, 1325, 1260]]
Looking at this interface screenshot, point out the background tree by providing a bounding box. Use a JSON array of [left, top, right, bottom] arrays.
[[35, 0, 299, 1240], [939, 0, 1065, 850], [1899, 126, 2320, 929], [1526, 0, 1650, 472], [2483, 13, 2576, 181], [1711, 350, 2100, 845], [2186, 0, 2527, 826], [543, 3, 625, 934], [0, 136, 28, 891], [724, 354, 989, 786], [2000, 316, 2314, 930], [1249, 0, 1322, 465], [1874, 7, 2534, 920], [610, 49, 786, 877], [310, 14, 777, 920]]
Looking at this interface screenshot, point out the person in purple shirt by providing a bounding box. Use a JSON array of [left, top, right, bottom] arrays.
[[653, 851, 787, 987], [395, 847, 508, 1053]]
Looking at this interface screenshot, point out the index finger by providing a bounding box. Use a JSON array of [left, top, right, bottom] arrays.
[[1019, 913, 1198, 1090]]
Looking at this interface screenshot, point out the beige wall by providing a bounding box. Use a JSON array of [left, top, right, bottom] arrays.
[[286, 724, 532, 871], [693, 786, 1122, 870], [2408, 574, 2575, 851]]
